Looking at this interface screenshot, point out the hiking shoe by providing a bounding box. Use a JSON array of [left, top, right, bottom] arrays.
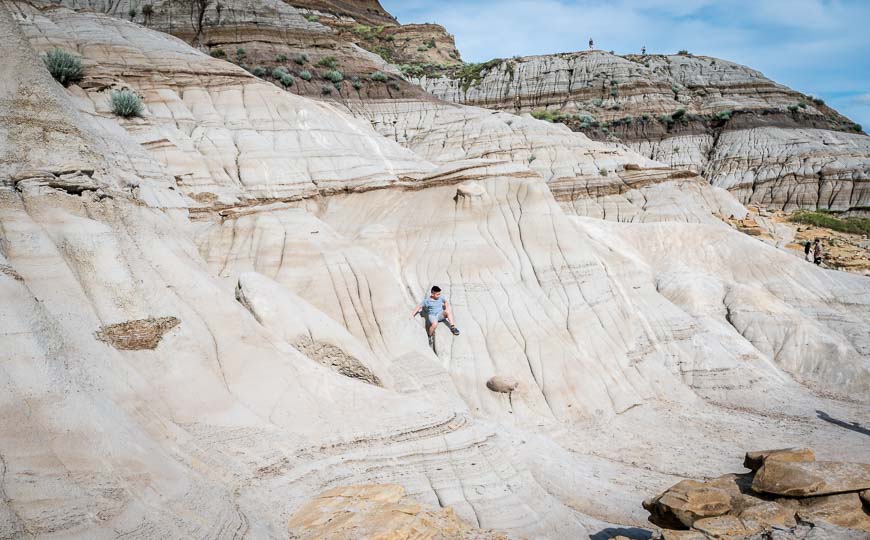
[[450, 325, 460, 336]]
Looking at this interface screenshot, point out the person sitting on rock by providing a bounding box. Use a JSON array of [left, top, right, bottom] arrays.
[[813, 238, 823, 265], [410, 286, 460, 339]]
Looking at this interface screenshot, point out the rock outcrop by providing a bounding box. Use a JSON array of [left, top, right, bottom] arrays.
[[2, 1, 870, 539], [646, 449, 870, 539], [414, 52, 870, 213]]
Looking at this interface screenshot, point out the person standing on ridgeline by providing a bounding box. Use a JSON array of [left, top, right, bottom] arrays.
[[641, 46, 646, 55], [410, 286, 460, 347], [589, 38, 594, 50], [813, 238, 823, 266], [804, 240, 812, 261]]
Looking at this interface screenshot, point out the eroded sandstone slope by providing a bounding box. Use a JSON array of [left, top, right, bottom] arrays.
[[414, 52, 870, 213], [2, 2, 870, 539]]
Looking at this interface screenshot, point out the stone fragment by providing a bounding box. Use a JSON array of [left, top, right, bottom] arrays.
[[861, 490, 869, 509], [647, 480, 732, 528], [743, 448, 816, 471], [738, 501, 796, 530], [486, 376, 519, 393], [752, 460, 870, 497], [692, 514, 756, 537], [797, 493, 870, 531], [660, 531, 707, 540]]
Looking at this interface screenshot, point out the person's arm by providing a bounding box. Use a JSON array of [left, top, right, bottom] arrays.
[[410, 303, 422, 319]]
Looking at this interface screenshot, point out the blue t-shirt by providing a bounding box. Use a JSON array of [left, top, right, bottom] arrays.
[[421, 295, 446, 316]]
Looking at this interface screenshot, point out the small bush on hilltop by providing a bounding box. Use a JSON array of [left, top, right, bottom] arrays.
[[44, 49, 84, 87], [677, 49, 690, 55], [110, 89, 144, 118], [789, 210, 870, 236]]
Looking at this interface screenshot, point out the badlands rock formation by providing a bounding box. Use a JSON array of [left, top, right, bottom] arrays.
[[644, 448, 870, 538], [416, 52, 870, 212], [1, 1, 869, 538]]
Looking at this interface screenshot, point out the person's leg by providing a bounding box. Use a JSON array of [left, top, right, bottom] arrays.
[[443, 307, 455, 327], [427, 314, 438, 336]]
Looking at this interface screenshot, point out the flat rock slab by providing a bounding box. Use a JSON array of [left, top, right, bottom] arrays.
[[797, 493, 870, 531], [646, 479, 732, 528], [744, 447, 816, 471], [752, 460, 870, 497]]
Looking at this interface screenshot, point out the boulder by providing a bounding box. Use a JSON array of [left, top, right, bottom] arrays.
[[797, 493, 870, 531], [743, 448, 816, 471], [647, 480, 732, 528], [752, 460, 870, 497], [486, 376, 519, 394]]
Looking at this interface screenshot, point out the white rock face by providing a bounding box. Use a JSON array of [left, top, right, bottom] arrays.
[[2, 4, 870, 539]]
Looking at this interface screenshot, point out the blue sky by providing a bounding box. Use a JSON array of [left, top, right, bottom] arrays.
[[382, 0, 870, 128]]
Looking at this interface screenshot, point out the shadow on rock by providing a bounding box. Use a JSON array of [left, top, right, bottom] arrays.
[[817, 410, 870, 437]]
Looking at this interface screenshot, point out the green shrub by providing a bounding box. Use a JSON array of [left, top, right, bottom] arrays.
[[321, 84, 333, 95], [713, 110, 732, 121], [43, 49, 84, 87], [677, 49, 690, 55], [306, 14, 319, 22], [210, 48, 226, 58], [316, 56, 339, 69], [142, 5, 153, 17], [252, 66, 266, 77], [279, 74, 294, 87], [299, 70, 312, 81], [592, 98, 603, 107], [789, 210, 870, 236], [610, 87, 619, 97], [272, 67, 287, 78], [811, 96, 825, 106], [276, 54, 288, 63], [426, 38, 436, 48], [388, 81, 401, 91], [788, 104, 800, 113], [352, 81, 362, 90], [236, 47, 246, 59], [370, 71, 388, 82], [323, 70, 344, 83], [852, 123, 863, 132], [128, 7, 137, 20], [109, 89, 143, 118], [417, 46, 428, 52], [798, 102, 807, 109], [672, 108, 687, 120], [294, 54, 309, 65], [531, 110, 558, 122]]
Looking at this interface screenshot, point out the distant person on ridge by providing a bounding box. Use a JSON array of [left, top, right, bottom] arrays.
[[589, 38, 594, 50], [804, 240, 812, 261], [410, 286, 460, 343], [813, 238, 823, 265], [641, 46, 646, 55]]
